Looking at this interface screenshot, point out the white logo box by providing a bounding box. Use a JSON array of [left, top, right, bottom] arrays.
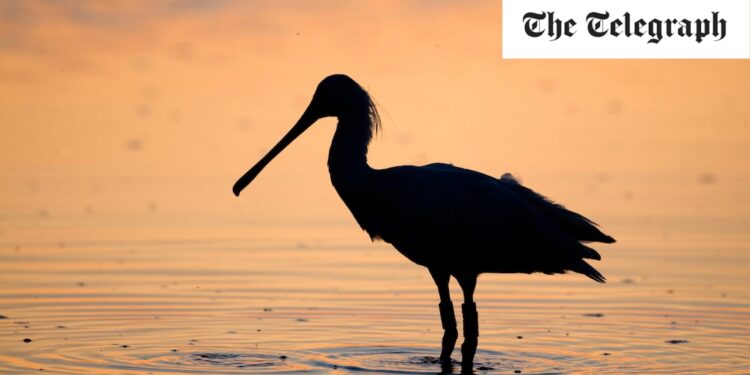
[[502, 0, 750, 59]]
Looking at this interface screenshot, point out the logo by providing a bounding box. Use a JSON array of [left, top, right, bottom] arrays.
[[503, 0, 750, 59]]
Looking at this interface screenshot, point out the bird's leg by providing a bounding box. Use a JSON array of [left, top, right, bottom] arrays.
[[429, 268, 458, 362], [457, 273, 478, 370]]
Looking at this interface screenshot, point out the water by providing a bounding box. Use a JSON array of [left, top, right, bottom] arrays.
[[1, 211, 748, 374]]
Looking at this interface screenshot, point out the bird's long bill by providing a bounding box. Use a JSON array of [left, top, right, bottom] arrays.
[[232, 108, 317, 196]]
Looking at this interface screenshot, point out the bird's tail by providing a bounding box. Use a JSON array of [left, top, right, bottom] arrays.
[[569, 259, 606, 283], [579, 243, 601, 261], [499, 173, 616, 244]]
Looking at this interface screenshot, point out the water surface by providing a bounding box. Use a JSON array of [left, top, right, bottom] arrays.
[[1, 205, 748, 374]]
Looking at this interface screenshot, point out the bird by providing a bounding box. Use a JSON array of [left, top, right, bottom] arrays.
[[232, 74, 615, 370]]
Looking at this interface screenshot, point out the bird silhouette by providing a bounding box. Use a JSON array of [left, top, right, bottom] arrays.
[[233, 74, 615, 370]]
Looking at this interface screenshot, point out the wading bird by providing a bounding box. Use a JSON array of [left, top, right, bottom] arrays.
[[233, 74, 615, 369]]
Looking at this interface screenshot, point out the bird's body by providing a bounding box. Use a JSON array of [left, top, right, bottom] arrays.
[[335, 162, 610, 277], [233, 74, 615, 370], [326, 100, 611, 281]]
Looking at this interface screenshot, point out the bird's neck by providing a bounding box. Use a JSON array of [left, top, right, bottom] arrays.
[[328, 115, 373, 190]]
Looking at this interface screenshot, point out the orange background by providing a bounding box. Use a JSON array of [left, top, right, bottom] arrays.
[[1, 0, 748, 241]]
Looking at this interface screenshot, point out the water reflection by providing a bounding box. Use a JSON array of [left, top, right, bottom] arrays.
[[0, 220, 748, 373]]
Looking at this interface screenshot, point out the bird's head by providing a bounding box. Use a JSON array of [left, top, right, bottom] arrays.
[[306, 74, 373, 118], [232, 74, 379, 196]]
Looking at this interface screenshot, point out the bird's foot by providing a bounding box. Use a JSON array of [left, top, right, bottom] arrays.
[[440, 328, 458, 359], [461, 302, 479, 367], [439, 301, 458, 359], [460, 338, 478, 368], [460, 362, 475, 374]]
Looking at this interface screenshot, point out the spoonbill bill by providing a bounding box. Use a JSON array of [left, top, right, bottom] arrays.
[[232, 74, 615, 368]]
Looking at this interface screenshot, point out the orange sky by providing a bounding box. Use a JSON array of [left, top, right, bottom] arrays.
[[0, 1, 748, 234]]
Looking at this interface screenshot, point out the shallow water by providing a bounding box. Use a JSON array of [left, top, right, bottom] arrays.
[[1, 208, 749, 374]]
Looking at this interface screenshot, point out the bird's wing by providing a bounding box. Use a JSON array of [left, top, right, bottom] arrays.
[[498, 173, 616, 244], [362, 163, 586, 271]]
